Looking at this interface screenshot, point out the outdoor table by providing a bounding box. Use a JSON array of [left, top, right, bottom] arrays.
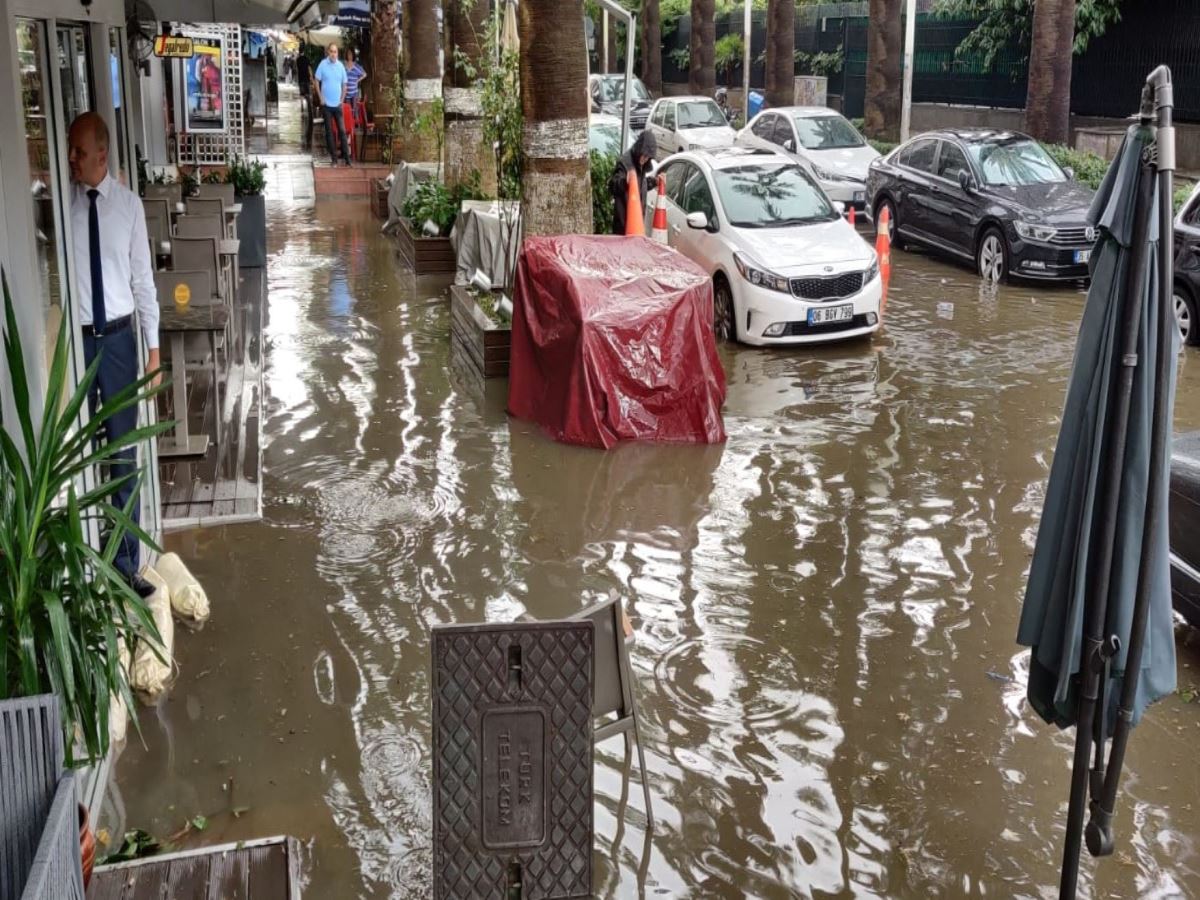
[[157, 300, 229, 458]]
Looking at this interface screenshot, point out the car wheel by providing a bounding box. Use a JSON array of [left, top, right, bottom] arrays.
[[1177, 286, 1199, 345], [713, 277, 737, 342], [977, 227, 1009, 283], [876, 197, 904, 250]]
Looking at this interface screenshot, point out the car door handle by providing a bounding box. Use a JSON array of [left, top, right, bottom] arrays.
[[671, 225, 680, 234]]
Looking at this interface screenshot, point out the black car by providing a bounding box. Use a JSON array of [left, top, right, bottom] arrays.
[[865, 129, 1097, 282], [589, 74, 652, 132], [1171, 432, 1200, 627], [1173, 183, 1200, 345]]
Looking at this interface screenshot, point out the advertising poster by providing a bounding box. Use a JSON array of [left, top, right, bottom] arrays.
[[184, 37, 225, 131]]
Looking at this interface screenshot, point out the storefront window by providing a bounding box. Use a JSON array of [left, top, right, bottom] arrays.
[[56, 24, 91, 127], [108, 28, 130, 185]]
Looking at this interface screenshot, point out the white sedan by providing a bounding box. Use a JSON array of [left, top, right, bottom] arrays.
[[647, 147, 882, 346], [644, 96, 737, 162], [737, 107, 879, 212]]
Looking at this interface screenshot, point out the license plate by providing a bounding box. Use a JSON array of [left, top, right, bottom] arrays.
[[1074, 249, 1091, 264], [853, 191, 865, 204], [808, 304, 854, 325]]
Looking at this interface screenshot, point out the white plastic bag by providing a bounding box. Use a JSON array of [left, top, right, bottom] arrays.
[[130, 566, 175, 698], [155, 552, 211, 624]]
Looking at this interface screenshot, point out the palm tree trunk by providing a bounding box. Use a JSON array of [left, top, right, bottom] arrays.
[[1025, 0, 1076, 144], [401, 0, 442, 163], [689, 0, 716, 96], [370, 1, 399, 121], [444, 0, 495, 193], [520, 0, 593, 235], [641, 0, 663, 95], [765, 0, 795, 108], [864, 0, 902, 141]]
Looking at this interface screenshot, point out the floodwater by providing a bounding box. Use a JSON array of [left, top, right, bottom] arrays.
[[108, 153, 1200, 897]]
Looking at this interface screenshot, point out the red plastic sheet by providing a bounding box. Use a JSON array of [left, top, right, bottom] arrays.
[[507, 235, 727, 449]]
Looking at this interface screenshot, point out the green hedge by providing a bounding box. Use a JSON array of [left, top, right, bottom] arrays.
[[590, 150, 617, 235], [1041, 144, 1110, 191]]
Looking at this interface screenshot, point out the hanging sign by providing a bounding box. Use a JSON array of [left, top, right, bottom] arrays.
[[183, 37, 227, 132], [153, 35, 194, 58]]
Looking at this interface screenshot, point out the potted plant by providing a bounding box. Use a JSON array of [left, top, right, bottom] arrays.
[[396, 175, 483, 274], [0, 274, 170, 769], [450, 283, 512, 379], [227, 154, 268, 268]]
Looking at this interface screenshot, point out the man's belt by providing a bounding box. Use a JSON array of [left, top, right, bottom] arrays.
[[81, 315, 131, 338]]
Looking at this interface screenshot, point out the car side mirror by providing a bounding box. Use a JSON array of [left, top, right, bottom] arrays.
[[958, 169, 975, 193], [783, 139, 795, 153], [1064, 166, 1076, 181], [833, 201, 846, 215], [686, 211, 710, 231]]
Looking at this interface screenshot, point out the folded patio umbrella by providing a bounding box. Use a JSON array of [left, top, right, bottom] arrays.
[[1017, 68, 1179, 898]]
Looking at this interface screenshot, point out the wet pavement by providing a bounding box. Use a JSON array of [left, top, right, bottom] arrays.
[[107, 135, 1200, 896]]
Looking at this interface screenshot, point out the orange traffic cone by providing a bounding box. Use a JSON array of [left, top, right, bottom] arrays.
[[875, 205, 892, 318], [625, 169, 646, 237], [651, 174, 669, 243], [848, 205, 856, 227]]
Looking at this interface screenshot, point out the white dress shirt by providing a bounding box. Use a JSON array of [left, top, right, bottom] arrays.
[[71, 173, 159, 349]]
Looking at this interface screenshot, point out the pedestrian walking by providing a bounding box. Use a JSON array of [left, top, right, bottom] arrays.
[[315, 42, 352, 166], [296, 44, 312, 116], [608, 130, 657, 235], [344, 48, 369, 126], [67, 112, 160, 599]]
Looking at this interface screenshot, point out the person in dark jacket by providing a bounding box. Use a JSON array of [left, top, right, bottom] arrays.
[[609, 130, 658, 235]]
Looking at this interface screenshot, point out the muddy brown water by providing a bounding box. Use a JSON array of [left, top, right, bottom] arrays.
[[108, 175, 1200, 898]]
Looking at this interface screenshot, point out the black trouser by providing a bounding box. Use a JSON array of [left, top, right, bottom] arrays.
[[82, 318, 141, 579], [323, 103, 349, 163]]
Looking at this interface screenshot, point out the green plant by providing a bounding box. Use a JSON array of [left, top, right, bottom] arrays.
[[1041, 144, 1109, 190], [795, 46, 844, 78], [403, 174, 485, 236], [0, 274, 171, 765], [225, 154, 267, 197], [381, 71, 406, 166], [714, 34, 744, 86], [202, 169, 224, 185], [869, 139, 898, 156], [590, 149, 617, 235], [1175, 181, 1195, 215], [412, 96, 447, 180], [669, 47, 691, 72]]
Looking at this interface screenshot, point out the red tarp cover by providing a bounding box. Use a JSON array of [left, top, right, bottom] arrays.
[[507, 235, 727, 449]]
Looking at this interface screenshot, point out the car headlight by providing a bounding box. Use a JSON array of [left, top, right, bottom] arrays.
[[734, 252, 790, 293], [864, 253, 879, 284], [811, 163, 857, 183], [1015, 221, 1057, 243]]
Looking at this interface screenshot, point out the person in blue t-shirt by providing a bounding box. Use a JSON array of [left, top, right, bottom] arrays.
[[344, 49, 369, 126], [315, 43, 351, 166]]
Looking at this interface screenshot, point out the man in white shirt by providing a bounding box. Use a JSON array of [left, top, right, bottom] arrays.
[[68, 111, 160, 598]]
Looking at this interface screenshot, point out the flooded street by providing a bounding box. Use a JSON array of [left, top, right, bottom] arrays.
[[108, 165, 1200, 898]]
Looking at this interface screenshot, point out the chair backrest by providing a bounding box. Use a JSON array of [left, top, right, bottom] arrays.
[[170, 237, 221, 290], [141, 197, 170, 222], [175, 214, 224, 240], [186, 197, 226, 218], [0, 695, 64, 900], [569, 597, 630, 723], [144, 182, 181, 205], [195, 183, 235, 205], [155, 268, 215, 306], [143, 206, 171, 249]]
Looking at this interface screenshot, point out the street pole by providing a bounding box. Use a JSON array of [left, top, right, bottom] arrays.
[[602, 10, 609, 73], [743, 0, 751, 123], [900, 0, 916, 141]]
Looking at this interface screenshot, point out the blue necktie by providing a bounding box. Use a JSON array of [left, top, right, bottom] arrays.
[[87, 188, 106, 333]]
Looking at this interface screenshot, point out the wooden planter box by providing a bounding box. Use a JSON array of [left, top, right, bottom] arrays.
[[395, 216, 456, 274], [450, 283, 511, 378], [371, 179, 389, 220]]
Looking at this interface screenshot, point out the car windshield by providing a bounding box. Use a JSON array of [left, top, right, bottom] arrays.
[[678, 100, 727, 129], [714, 164, 837, 228], [967, 139, 1067, 186], [588, 123, 622, 156], [596, 77, 650, 103], [794, 114, 865, 150]]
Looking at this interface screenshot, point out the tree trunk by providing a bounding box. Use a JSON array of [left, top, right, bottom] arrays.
[[689, 0, 716, 96], [370, 1, 400, 120], [641, 0, 662, 95], [401, 0, 442, 164], [864, 0, 902, 141], [765, 0, 795, 108], [444, 0, 495, 193], [521, 0, 593, 235], [1025, 0, 1076, 144]]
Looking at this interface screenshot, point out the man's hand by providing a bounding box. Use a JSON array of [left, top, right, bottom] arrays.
[[147, 348, 162, 389]]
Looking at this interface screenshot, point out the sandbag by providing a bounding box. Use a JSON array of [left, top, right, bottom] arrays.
[[155, 552, 211, 624], [110, 637, 132, 745], [130, 566, 175, 698]]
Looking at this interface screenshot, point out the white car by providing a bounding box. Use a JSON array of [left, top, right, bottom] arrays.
[[647, 147, 882, 346], [589, 113, 631, 157], [737, 107, 879, 212], [644, 96, 737, 162]]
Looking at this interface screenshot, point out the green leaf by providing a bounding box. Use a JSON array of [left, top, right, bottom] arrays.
[[191, 815, 208, 831]]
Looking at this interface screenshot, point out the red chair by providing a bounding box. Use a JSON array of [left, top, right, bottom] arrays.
[[341, 102, 355, 158]]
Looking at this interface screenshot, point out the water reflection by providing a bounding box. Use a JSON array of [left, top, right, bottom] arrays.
[[108, 172, 1200, 899]]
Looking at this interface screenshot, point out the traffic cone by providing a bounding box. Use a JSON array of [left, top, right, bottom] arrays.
[[848, 205, 856, 227], [625, 169, 646, 237], [875, 205, 892, 318], [651, 174, 669, 243]]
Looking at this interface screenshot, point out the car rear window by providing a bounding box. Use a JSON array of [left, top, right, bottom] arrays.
[[900, 139, 937, 174]]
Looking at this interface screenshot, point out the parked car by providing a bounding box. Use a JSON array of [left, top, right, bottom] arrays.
[[736, 106, 879, 212], [646, 147, 882, 346], [1171, 431, 1200, 626], [644, 96, 738, 162], [588, 74, 653, 132], [865, 129, 1097, 282], [1173, 180, 1200, 345], [589, 113, 630, 157]]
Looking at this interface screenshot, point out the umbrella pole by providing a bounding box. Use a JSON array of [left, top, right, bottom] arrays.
[[1059, 88, 1161, 900], [1085, 65, 1177, 861]]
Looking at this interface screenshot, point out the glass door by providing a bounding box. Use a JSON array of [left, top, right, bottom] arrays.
[[55, 23, 92, 127]]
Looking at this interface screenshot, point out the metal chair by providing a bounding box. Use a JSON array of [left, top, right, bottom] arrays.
[[175, 214, 224, 239], [144, 182, 182, 206], [0, 695, 84, 900], [195, 183, 235, 206], [171, 235, 231, 308]]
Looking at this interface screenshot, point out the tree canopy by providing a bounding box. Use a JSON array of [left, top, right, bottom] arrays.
[[936, 0, 1122, 69]]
